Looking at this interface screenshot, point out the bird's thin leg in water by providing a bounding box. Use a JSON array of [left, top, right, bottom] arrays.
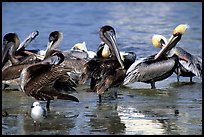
[[98, 94, 102, 103], [112, 88, 118, 99], [151, 82, 156, 89], [114, 91, 118, 99], [33, 122, 37, 131], [177, 75, 180, 82], [190, 76, 193, 83], [176, 67, 180, 82], [46, 100, 50, 111]]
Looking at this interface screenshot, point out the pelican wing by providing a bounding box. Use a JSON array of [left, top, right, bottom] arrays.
[[96, 68, 126, 94], [30, 87, 79, 102], [179, 55, 202, 77], [86, 58, 120, 79], [123, 58, 145, 85], [123, 56, 177, 85], [175, 47, 202, 77], [2, 63, 30, 80]]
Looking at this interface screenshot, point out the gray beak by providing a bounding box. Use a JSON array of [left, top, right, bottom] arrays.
[[154, 34, 181, 60], [104, 31, 124, 69]]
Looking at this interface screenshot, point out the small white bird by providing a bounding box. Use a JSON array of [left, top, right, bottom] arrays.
[[31, 101, 47, 125]]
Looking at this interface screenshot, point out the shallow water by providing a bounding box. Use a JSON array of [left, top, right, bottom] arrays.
[[2, 2, 202, 135]]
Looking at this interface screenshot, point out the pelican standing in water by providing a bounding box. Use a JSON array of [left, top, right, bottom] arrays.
[[153, 24, 202, 82], [122, 26, 187, 88], [19, 50, 79, 111], [83, 25, 135, 102]]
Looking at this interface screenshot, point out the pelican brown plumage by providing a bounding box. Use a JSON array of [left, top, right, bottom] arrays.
[[83, 25, 135, 102], [19, 50, 79, 111], [43, 31, 89, 85], [2, 31, 40, 67], [2, 32, 41, 89], [96, 41, 136, 68]]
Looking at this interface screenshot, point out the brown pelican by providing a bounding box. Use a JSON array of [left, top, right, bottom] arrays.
[[2, 31, 40, 66], [16, 30, 39, 55], [61, 55, 88, 85], [96, 42, 111, 59], [67, 41, 96, 59], [19, 50, 79, 111], [154, 24, 189, 59], [43, 31, 90, 85], [2, 32, 40, 69], [43, 31, 63, 59], [152, 25, 202, 82], [2, 32, 42, 89], [2, 31, 62, 89], [96, 41, 136, 66], [83, 25, 134, 102], [2, 31, 39, 66], [123, 29, 183, 88], [64, 42, 90, 59]]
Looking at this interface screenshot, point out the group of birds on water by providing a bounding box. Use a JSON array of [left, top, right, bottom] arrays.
[[2, 24, 202, 125]]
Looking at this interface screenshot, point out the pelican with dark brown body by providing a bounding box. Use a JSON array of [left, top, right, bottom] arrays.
[[83, 25, 134, 102], [44, 31, 89, 85], [2, 32, 41, 89], [2, 31, 40, 66], [19, 50, 79, 110]]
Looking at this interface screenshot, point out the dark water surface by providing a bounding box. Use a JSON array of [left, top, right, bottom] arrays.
[[2, 2, 202, 135]]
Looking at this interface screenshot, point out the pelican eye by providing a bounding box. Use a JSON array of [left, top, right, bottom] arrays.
[[173, 32, 181, 36], [160, 39, 166, 46]]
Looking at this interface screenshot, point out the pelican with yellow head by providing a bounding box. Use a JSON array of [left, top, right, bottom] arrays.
[[154, 24, 189, 60], [70, 41, 96, 59], [151, 24, 202, 82]]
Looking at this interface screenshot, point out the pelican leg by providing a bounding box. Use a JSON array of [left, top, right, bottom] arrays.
[[190, 76, 193, 83], [46, 100, 50, 111], [176, 67, 180, 82], [177, 75, 180, 82], [98, 94, 102, 103], [114, 91, 118, 99], [113, 88, 118, 99], [33, 121, 37, 131], [151, 82, 156, 89]]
